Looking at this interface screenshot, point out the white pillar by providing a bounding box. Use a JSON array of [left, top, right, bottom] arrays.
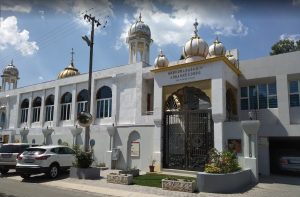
[[71, 84, 76, 125], [152, 79, 163, 170], [53, 86, 60, 127], [40, 93, 45, 126], [27, 94, 33, 127], [276, 74, 290, 125], [211, 78, 226, 151]]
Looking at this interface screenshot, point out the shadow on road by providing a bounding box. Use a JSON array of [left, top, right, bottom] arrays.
[[260, 174, 300, 186], [0, 192, 17, 197], [21, 171, 70, 183]]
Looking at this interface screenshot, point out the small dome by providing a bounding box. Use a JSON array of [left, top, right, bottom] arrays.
[[57, 63, 80, 79], [154, 50, 169, 68], [208, 37, 226, 57], [128, 13, 151, 38], [58, 48, 80, 79], [2, 60, 19, 78], [226, 51, 238, 66], [183, 19, 208, 63]]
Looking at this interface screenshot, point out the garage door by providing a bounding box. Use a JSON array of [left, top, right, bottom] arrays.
[[269, 137, 300, 174]]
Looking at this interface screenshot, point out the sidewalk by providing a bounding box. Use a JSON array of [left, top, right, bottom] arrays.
[[6, 170, 300, 197]]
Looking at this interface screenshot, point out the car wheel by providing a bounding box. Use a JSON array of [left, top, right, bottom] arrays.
[[20, 174, 30, 179], [48, 164, 59, 179], [0, 168, 9, 174]]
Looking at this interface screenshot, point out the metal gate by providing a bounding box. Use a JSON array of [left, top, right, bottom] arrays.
[[163, 110, 213, 171]]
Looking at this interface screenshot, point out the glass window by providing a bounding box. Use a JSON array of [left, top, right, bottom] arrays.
[[60, 92, 72, 120], [96, 86, 112, 119], [290, 81, 298, 93], [20, 99, 29, 123], [289, 81, 300, 107], [249, 86, 258, 110], [240, 83, 278, 110], [45, 95, 54, 122], [241, 87, 248, 97]]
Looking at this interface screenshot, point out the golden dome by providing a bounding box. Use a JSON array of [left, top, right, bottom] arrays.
[[57, 63, 80, 79], [58, 48, 80, 79]]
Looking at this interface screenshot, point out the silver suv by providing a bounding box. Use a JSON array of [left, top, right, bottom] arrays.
[[0, 143, 39, 174]]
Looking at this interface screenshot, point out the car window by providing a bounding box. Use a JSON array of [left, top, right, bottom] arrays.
[[0, 145, 29, 153], [50, 148, 60, 154], [64, 147, 75, 154], [23, 148, 46, 155]]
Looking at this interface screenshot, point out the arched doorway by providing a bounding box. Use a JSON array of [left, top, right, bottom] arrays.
[[163, 86, 213, 171]]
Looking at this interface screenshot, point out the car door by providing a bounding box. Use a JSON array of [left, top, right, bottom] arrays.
[[63, 147, 75, 167]]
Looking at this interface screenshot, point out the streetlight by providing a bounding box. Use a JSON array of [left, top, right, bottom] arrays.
[[80, 14, 107, 152]]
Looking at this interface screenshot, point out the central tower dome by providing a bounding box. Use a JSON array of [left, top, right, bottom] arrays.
[[183, 19, 208, 63]]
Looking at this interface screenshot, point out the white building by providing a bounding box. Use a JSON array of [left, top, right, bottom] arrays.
[[0, 16, 299, 177]]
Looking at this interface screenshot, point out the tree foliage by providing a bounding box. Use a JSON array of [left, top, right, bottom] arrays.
[[270, 39, 300, 55]]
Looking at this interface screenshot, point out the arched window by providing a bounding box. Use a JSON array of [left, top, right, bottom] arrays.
[[77, 89, 88, 113], [20, 99, 29, 123], [60, 92, 72, 120], [96, 86, 112, 118], [32, 97, 42, 122], [45, 95, 54, 122]]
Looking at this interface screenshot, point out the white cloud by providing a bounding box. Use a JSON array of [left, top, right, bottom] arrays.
[[280, 33, 300, 41], [292, 0, 300, 6], [0, 16, 39, 56], [117, 0, 247, 49], [1, 1, 32, 13], [38, 76, 44, 80]]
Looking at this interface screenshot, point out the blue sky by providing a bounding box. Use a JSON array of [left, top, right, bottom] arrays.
[[0, 0, 300, 87]]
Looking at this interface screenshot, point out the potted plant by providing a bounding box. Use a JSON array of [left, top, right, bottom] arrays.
[[149, 159, 156, 172], [69, 145, 100, 179], [197, 148, 253, 193]]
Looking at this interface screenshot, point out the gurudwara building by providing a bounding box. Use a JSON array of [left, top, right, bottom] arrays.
[[0, 16, 300, 178]]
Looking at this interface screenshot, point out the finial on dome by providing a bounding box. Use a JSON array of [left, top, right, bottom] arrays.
[[11, 59, 13, 65], [70, 48, 74, 66], [159, 49, 163, 56], [193, 19, 199, 37], [214, 36, 220, 43], [139, 12, 142, 22]]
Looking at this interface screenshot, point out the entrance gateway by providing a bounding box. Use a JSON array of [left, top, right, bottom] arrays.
[[163, 86, 214, 171]]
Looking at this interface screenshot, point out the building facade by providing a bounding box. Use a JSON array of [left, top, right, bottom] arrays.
[[0, 16, 299, 176]]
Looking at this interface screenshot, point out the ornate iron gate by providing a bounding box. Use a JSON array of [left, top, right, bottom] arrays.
[[163, 110, 213, 171]]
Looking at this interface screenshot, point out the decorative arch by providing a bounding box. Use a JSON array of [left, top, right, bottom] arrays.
[[127, 130, 141, 169], [21, 99, 29, 108], [45, 95, 54, 105], [32, 97, 42, 122], [45, 95, 54, 122], [60, 92, 72, 120], [20, 99, 29, 123], [77, 89, 88, 101], [32, 97, 42, 107], [96, 86, 112, 118], [77, 89, 88, 113], [61, 92, 72, 104], [96, 86, 112, 99], [165, 86, 211, 111]]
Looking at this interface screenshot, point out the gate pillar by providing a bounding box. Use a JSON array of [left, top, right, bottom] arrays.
[[211, 78, 226, 151]]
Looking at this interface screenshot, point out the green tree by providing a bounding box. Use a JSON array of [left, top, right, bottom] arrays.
[[296, 40, 300, 51], [270, 39, 297, 55]]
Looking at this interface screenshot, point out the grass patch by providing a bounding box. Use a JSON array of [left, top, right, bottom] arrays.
[[133, 173, 196, 188]]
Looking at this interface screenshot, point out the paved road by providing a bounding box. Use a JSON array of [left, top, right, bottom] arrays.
[[0, 175, 112, 197]]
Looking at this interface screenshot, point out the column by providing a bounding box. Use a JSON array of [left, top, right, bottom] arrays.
[[40, 90, 46, 127], [53, 86, 60, 127], [276, 75, 290, 125], [152, 79, 163, 171], [111, 77, 118, 125], [71, 84, 77, 125], [211, 78, 226, 151], [27, 93, 33, 127]]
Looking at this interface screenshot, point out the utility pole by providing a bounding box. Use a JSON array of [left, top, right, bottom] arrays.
[[82, 13, 107, 152]]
